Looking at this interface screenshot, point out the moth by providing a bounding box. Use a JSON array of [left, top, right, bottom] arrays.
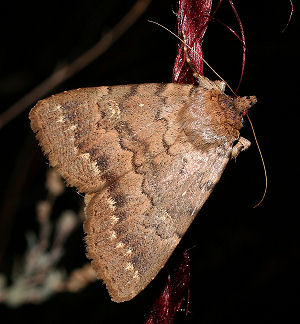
[[29, 74, 256, 302]]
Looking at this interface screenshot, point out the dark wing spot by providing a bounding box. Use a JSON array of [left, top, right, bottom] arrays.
[[75, 128, 88, 141], [115, 211, 127, 222], [154, 83, 167, 96], [101, 172, 117, 183], [97, 101, 107, 118], [200, 180, 215, 191], [131, 253, 146, 273], [126, 84, 138, 98], [64, 112, 76, 121], [96, 156, 109, 171], [175, 231, 184, 238], [131, 253, 149, 275], [205, 180, 215, 191], [121, 233, 135, 246], [88, 148, 98, 158], [189, 86, 197, 98], [154, 84, 168, 105], [61, 101, 78, 110], [114, 224, 127, 236], [115, 121, 133, 136], [154, 108, 161, 121], [179, 158, 188, 174], [96, 120, 102, 129], [112, 194, 126, 208], [101, 172, 118, 190], [131, 254, 142, 267]]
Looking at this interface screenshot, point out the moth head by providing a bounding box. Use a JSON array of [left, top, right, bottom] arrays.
[[233, 95, 257, 115]]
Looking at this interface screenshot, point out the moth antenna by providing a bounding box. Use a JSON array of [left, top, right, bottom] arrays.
[[147, 20, 236, 95], [202, 59, 236, 95], [181, 31, 202, 79], [246, 114, 268, 208]]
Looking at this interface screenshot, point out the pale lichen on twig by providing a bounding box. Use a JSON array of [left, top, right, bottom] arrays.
[[0, 169, 95, 307]]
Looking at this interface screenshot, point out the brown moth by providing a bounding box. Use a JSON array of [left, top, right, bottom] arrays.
[[29, 76, 256, 302]]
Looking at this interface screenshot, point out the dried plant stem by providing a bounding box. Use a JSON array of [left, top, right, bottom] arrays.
[[55, 263, 97, 293], [0, 170, 80, 307], [0, 0, 152, 129]]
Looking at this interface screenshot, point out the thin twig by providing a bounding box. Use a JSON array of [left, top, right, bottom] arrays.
[[0, 0, 152, 130]]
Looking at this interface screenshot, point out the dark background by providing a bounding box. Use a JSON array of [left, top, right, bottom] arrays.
[[0, 0, 299, 323]]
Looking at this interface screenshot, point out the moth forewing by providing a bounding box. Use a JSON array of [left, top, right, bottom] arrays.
[[29, 82, 256, 302]]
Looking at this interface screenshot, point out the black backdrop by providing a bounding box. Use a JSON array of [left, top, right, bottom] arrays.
[[0, 0, 299, 323]]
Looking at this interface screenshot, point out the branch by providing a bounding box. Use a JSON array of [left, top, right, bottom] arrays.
[[0, 0, 152, 130]]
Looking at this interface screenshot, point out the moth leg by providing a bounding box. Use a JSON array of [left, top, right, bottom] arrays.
[[231, 137, 251, 159]]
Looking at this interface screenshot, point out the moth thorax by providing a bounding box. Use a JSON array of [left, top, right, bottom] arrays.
[[180, 97, 240, 150]]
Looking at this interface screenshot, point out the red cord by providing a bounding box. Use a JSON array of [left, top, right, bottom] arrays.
[[144, 0, 267, 322], [145, 251, 191, 324], [172, 0, 213, 84], [146, 2, 213, 323]]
